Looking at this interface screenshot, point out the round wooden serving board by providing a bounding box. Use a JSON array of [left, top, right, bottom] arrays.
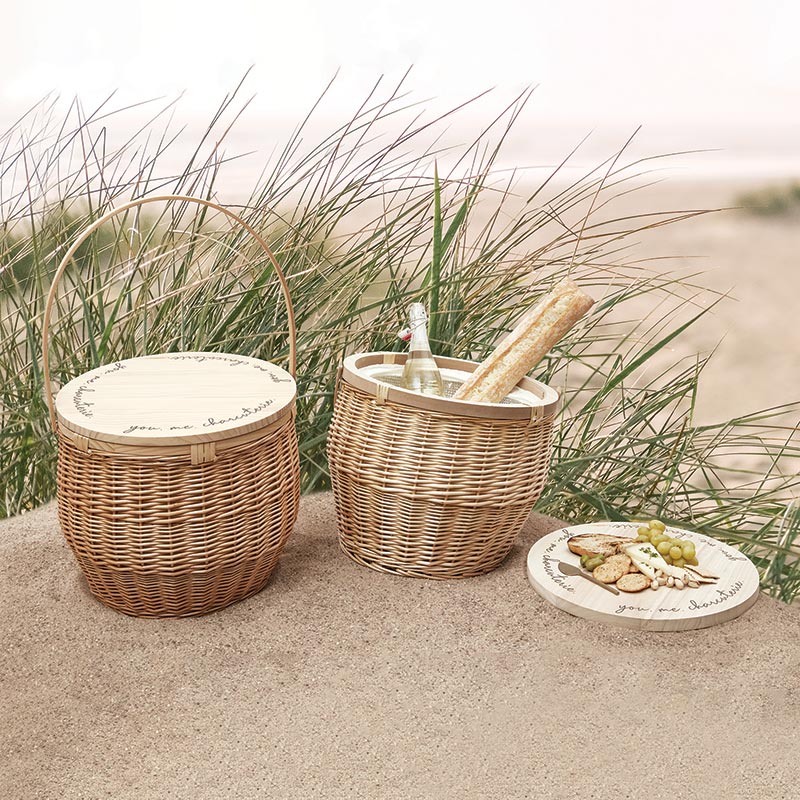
[[527, 522, 759, 631], [56, 352, 296, 446]]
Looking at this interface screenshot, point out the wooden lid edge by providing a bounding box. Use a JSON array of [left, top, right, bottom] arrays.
[[57, 408, 295, 456], [56, 391, 296, 447], [341, 352, 559, 420], [54, 351, 296, 446]]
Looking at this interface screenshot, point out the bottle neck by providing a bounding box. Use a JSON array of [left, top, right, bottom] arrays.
[[402, 304, 443, 395], [409, 322, 433, 357], [407, 305, 433, 357]]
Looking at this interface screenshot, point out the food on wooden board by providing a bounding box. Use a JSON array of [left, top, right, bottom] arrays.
[[591, 553, 632, 584], [634, 519, 697, 568], [566, 519, 719, 594], [568, 533, 637, 559], [616, 573, 652, 593], [453, 278, 594, 403], [684, 563, 720, 581]]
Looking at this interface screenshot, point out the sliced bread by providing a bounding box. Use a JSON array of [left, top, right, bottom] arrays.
[[567, 533, 637, 559]]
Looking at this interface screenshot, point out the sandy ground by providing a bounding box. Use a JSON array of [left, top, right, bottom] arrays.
[[609, 178, 799, 423], [3, 492, 800, 800]]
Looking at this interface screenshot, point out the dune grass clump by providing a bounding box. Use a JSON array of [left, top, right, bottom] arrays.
[[737, 182, 800, 216], [1, 77, 798, 600]]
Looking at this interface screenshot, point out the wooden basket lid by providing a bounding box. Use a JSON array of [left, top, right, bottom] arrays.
[[342, 352, 559, 420], [55, 352, 296, 447]]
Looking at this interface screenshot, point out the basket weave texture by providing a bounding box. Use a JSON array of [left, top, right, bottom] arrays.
[[44, 195, 300, 617], [57, 421, 300, 617], [328, 371, 556, 579]]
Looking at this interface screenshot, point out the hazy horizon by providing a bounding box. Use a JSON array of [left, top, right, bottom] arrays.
[[3, 1, 798, 180]]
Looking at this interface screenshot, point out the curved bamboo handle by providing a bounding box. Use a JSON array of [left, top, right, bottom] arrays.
[[42, 194, 297, 433]]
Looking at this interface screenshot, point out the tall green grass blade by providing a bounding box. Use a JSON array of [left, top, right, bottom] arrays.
[[0, 78, 798, 602]]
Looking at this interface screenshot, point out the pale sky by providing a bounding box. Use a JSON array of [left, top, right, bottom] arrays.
[[2, 0, 799, 173]]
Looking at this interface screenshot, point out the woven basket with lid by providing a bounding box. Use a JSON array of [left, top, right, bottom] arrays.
[[328, 352, 559, 579], [43, 195, 300, 617]]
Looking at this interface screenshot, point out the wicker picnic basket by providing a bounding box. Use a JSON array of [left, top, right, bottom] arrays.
[[328, 352, 559, 579], [43, 195, 300, 617]]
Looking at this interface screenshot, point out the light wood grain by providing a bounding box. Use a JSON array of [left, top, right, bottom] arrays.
[[343, 352, 559, 420], [56, 352, 295, 447], [57, 409, 294, 456], [527, 522, 760, 631]]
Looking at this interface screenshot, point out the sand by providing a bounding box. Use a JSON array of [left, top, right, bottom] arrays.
[[3, 492, 800, 800], [609, 179, 800, 423]]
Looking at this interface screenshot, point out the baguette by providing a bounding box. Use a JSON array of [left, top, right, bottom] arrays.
[[453, 279, 594, 403]]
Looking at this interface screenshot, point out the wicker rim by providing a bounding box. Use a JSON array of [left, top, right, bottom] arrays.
[[341, 352, 559, 420], [42, 194, 297, 434]]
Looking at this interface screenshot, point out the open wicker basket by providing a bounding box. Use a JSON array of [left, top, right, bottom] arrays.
[[43, 195, 300, 617], [328, 352, 559, 579]]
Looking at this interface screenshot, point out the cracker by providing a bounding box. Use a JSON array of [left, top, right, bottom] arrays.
[[592, 553, 632, 584], [616, 573, 651, 593]]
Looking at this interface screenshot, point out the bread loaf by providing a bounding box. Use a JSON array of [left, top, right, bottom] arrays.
[[453, 278, 594, 403]]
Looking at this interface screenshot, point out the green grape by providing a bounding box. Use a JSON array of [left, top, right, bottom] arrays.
[[687, 556, 699, 566], [636, 533, 649, 543], [682, 541, 696, 560], [673, 557, 686, 568], [669, 546, 683, 561], [650, 533, 666, 546], [649, 520, 666, 532], [657, 541, 672, 556], [637, 526, 651, 538]]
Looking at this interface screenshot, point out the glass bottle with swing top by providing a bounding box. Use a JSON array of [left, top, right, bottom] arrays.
[[401, 303, 444, 396]]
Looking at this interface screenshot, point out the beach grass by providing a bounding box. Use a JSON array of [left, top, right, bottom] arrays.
[[1, 76, 799, 600], [737, 181, 800, 216]]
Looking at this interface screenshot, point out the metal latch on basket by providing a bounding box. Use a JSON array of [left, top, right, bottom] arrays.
[[191, 442, 217, 465]]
